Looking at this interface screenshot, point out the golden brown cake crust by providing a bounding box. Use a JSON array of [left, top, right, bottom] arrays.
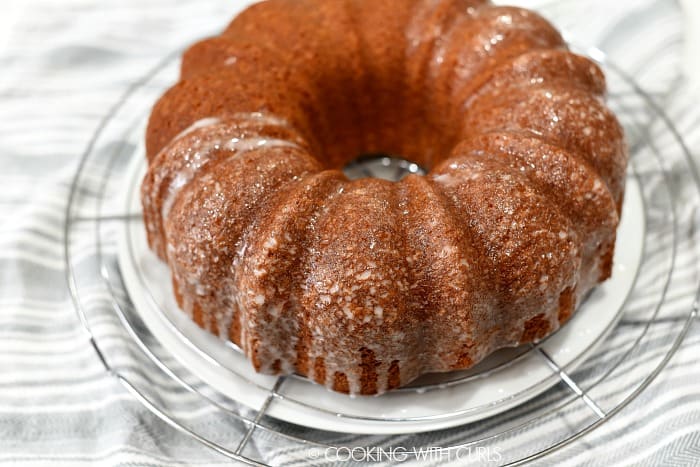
[[141, 0, 627, 395]]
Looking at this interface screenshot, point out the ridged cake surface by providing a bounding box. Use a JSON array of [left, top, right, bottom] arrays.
[[142, 0, 627, 395]]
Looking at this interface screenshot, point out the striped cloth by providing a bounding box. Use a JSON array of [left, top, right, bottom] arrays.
[[1, 0, 698, 465]]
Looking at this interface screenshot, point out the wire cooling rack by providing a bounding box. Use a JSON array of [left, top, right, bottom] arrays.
[[64, 34, 700, 467]]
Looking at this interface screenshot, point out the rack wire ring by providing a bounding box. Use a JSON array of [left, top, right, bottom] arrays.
[[64, 40, 700, 464]]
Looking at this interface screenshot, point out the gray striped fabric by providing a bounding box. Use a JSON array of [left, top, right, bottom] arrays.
[[1, 0, 699, 465]]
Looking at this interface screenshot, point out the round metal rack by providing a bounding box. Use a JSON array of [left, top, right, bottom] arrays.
[[64, 24, 700, 467]]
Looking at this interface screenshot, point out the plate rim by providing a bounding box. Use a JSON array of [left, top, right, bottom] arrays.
[[117, 137, 646, 434]]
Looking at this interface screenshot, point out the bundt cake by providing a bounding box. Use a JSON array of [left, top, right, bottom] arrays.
[[141, 0, 627, 395]]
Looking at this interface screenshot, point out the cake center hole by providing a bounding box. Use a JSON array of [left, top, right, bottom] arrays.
[[342, 154, 428, 182]]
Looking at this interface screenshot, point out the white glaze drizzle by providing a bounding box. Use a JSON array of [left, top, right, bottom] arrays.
[[159, 113, 300, 221], [172, 117, 221, 140]]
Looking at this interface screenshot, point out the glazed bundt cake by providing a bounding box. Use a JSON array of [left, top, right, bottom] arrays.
[[142, 0, 627, 395]]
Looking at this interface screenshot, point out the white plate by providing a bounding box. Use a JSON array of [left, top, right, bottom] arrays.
[[118, 150, 644, 434]]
